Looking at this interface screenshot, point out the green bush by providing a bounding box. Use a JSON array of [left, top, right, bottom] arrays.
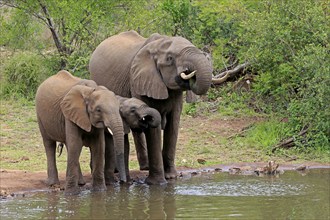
[[238, 0, 329, 151], [287, 45, 330, 150], [1, 51, 59, 100]]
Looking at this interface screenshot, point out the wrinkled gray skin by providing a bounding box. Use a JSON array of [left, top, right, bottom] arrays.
[[35, 70, 126, 195], [103, 97, 161, 184], [89, 30, 213, 184]]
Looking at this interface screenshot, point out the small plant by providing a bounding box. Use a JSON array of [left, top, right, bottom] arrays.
[[183, 102, 197, 116]]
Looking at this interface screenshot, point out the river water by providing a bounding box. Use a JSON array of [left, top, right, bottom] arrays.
[[1, 169, 329, 219]]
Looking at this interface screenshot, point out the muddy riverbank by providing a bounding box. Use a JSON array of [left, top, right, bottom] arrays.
[[1, 161, 329, 199]]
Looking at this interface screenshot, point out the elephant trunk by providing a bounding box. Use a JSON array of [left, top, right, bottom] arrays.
[[136, 106, 161, 128], [107, 117, 126, 183], [180, 49, 213, 95]]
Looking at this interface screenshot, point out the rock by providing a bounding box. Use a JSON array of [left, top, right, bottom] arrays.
[[229, 167, 241, 175], [295, 164, 307, 171], [197, 158, 206, 164]]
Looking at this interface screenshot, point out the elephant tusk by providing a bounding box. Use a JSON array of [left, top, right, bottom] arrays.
[[180, 70, 196, 80], [107, 127, 113, 135]]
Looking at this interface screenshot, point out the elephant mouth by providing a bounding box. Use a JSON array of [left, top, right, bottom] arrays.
[[94, 121, 105, 129], [131, 115, 154, 132], [175, 69, 196, 90]]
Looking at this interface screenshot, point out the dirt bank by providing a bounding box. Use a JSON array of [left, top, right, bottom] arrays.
[[1, 162, 329, 199]]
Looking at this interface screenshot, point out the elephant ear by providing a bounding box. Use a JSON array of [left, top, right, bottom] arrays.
[[60, 85, 95, 132], [131, 37, 171, 100]]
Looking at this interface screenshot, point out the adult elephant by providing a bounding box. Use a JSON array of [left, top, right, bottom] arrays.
[[89, 30, 213, 184], [36, 70, 126, 195]]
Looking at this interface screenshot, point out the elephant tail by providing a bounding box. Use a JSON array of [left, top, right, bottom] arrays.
[[57, 142, 65, 157]]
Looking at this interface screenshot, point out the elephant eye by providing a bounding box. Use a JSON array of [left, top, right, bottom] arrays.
[[166, 55, 174, 64], [130, 106, 136, 113], [95, 106, 101, 112]]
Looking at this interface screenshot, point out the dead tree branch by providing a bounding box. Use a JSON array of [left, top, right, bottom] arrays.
[[38, 1, 64, 54], [271, 127, 309, 153], [212, 62, 250, 85]]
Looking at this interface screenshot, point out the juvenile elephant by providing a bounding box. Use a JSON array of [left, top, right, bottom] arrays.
[[104, 97, 161, 184], [89, 30, 213, 184], [35, 70, 126, 195]]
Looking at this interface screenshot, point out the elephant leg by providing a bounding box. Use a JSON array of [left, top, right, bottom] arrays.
[[43, 138, 60, 186], [90, 131, 106, 192], [163, 109, 181, 179], [65, 146, 83, 195], [104, 132, 117, 185], [124, 134, 131, 182], [145, 126, 167, 185], [65, 121, 83, 195], [78, 164, 86, 186], [132, 131, 149, 170]]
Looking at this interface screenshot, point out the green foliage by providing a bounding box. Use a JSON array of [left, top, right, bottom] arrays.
[[161, 0, 197, 38], [239, 0, 329, 150], [287, 45, 330, 149], [1, 0, 124, 71], [0, 8, 45, 50], [192, 0, 248, 69], [244, 119, 291, 151], [183, 102, 197, 116], [208, 86, 256, 117], [242, 0, 328, 106], [1, 52, 59, 100], [183, 86, 256, 118]]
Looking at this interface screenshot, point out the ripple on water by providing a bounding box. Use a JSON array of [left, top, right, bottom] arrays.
[[175, 177, 309, 197]]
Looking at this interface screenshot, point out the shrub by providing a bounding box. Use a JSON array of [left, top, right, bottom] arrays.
[[239, 0, 329, 151], [1, 51, 59, 100], [287, 45, 330, 150]]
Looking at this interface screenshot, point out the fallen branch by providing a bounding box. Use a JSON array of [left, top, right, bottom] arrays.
[[272, 128, 309, 153], [212, 62, 249, 85], [227, 123, 255, 139]]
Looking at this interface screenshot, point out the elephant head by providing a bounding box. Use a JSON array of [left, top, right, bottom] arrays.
[[60, 85, 126, 182], [118, 97, 161, 133], [130, 34, 213, 99]]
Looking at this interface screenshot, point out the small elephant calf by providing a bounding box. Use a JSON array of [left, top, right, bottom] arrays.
[[104, 97, 161, 183]]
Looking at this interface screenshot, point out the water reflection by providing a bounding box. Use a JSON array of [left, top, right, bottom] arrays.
[[1, 169, 329, 219]]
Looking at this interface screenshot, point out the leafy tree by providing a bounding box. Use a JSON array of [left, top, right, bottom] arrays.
[[1, 0, 123, 73], [161, 0, 198, 38], [191, 0, 250, 70], [0, 7, 44, 50]]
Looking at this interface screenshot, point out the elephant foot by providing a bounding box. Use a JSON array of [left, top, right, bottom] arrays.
[[105, 176, 118, 185], [64, 186, 81, 196], [91, 183, 107, 192], [78, 178, 86, 186], [145, 175, 167, 185], [165, 166, 177, 179], [138, 159, 149, 171], [139, 165, 149, 171], [47, 177, 60, 187]]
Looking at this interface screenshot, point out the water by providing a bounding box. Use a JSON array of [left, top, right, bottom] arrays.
[[1, 169, 329, 219]]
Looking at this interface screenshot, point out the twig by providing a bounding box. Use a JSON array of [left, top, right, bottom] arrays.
[[272, 127, 309, 153], [227, 123, 255, 139]]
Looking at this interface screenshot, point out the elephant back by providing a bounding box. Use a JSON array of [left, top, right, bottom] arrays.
[[36, 70, 87, 141], [89, 31, 146, 97]]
